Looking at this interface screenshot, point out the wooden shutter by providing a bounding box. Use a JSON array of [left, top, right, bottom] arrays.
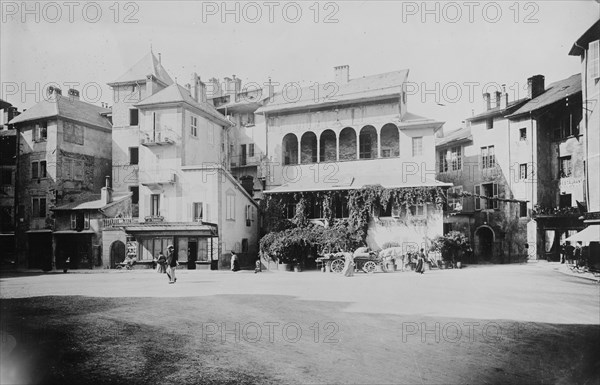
[[474, 185, 481, 211]]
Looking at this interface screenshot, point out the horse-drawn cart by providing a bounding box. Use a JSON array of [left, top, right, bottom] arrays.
[[317, 248, 385, 273]]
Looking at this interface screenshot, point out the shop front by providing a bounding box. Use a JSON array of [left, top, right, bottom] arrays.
[[121, 222, 219, 270]]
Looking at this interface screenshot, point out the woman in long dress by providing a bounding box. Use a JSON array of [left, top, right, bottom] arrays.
[[415, 249, 425, 274], [341, 252, 354, 277]]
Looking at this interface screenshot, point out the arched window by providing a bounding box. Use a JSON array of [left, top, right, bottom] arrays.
[[359, 126, 377, 159], [282, 133, 298, 165], [339, 127, 357, 160], [319, 130, 337, 162], [380, 123, 399, 157], [300, 132, 317, 164]]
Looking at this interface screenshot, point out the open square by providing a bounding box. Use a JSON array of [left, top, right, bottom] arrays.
[[1, 264, 599, 384]]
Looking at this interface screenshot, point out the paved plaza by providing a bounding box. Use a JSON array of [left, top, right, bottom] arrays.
[[1, 263, 599, 384]]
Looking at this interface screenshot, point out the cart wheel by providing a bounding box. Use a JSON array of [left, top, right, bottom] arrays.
[[331, 258, 345, 273], [363, 261, 377, 274]]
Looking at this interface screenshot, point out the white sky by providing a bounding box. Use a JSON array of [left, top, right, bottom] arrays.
[[1, 1, 598, 129]]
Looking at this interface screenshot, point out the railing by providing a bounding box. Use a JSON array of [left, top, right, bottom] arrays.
[[140, 129, 176, 146], [138, 169, 177, 185], [532, 205, 580, 217], [101, 217, 136, 228], [230, 152, 264, 167]]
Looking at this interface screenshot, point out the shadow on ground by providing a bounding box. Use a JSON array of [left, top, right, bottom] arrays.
[[1, 295, 599, 385]]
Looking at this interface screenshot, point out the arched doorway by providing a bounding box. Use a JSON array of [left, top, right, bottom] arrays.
[[300, 132, 317, 163], [319, 130, 337, 162], [339, 127, 357, 160], [110, 241, 126, 268], [359, 126, 378, 159], [475, 226, 494, 262], [380, 123, 399, 157], [282, 133, 298, 165]]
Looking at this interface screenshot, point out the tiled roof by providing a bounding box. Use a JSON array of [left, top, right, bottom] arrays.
[[569, 19, 600, 56], [135, 83, 233, 127], [507, 74, 582, 118], [0, 99, 12, 109], [436, 127, 472, 148], [467, 98, 528, 121], [256, 70, 409, 114], [109, 51, 173, 86], [265, 167, 451, 194], [53, 193, 130, 211], [9, 95, 111, 130]]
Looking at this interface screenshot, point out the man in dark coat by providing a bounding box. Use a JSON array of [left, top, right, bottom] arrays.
[[166, 245, 178, 283]]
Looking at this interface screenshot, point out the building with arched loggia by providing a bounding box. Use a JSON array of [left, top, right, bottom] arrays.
[[257, 65, 451, 250]]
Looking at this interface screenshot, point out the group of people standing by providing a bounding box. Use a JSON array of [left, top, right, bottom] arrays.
[[155, 245, 178, 284], [561, 241, 586, 266]]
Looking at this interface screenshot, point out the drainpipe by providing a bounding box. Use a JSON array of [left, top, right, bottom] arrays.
[[13, 124, 21, 266]]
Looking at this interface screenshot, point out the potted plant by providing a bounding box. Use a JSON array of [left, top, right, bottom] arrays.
[[431, 231, 471, 269]]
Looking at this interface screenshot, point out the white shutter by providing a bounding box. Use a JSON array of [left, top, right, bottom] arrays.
[[475, 185, 481, 211], [492, 183, 499, 210]]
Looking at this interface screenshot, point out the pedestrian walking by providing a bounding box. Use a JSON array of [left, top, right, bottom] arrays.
[[254, 258, 261, 273], [166, 245, 177, 283], [341, 252, 354, 277], [63, 257, 70, 273], [231, 251, 239, 272], [415, 249, 426, 274], [156, 252, 167, 274]]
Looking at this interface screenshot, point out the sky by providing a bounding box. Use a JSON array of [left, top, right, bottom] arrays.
[[1, 1, 598, 129]]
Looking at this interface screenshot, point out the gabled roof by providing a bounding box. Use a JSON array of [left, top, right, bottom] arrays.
[[436, 127, 472, 148], [467, 98, 528, 122], [569, 19, 600, 56], [134, 83, 233, 127], [108, 51, 173, 86], [52, 193, 131, 211], [256, 70, 409, 114], [507, 74, 581, 118], [9, 95, 111, 130]]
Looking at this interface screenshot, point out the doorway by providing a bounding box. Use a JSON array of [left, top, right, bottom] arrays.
[[110, 241, 126, 268], [188, 240, 197, 269], [476, 226, 494, 262]]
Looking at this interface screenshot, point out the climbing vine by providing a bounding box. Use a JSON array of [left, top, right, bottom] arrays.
[[260, 186, 448, 261]]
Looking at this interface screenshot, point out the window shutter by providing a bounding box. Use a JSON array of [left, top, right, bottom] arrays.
[[204, 203, 210, 223], [475, 185, 481, 211], [71, 213, 77, 229], [187, 203, 193, 221], [492, 183, 499, 209], [84, 212, 90, 229]]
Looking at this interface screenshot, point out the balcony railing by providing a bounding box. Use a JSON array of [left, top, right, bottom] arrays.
[[138, 169, 177, 186], [140, 129, 176, 146], [230, 152, 264, 168], [532, 205, 581, 217], [101, 217, 136, 228]]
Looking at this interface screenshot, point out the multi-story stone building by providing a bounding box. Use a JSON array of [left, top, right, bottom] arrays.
[[257, 65, 449, 250], [209, 76, 269, 197], [9, 87, 112, 269], [568, 19, 600, 259], [104, 53, 259, 270], [437, 74, 584, 262], [0, 99, 20, 264]]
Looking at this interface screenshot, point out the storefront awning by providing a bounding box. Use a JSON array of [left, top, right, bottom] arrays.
[[122, 222, 218, 237], [564, 226, 600, 244]]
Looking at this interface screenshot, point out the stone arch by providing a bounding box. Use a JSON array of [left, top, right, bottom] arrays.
[[339, 127, 357, 161], [320, 129, 337, 162], [110, 241, 126, 268], [380, 123, 400, 157], [300, 132, 317, 164], [359, 125, 378, 159], [282, 133, 298, 165], [474, 225, 495, 262]]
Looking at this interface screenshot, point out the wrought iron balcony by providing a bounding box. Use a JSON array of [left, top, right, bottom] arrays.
[[140, 129, 176, 146]]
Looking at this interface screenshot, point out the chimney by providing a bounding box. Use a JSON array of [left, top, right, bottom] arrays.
[[334, 65, 350, 85], [146, 74, 158, 97], [494, 91, 501, 108], [500, 84, 508, 109], [68, 88, 80, 100], [190, 73, 207, 103], [483, 92, 491, 110], [47, 86, 62, 96], [527, 75, 545, 99], [101, 176, 112, 205], [207, 77, 222, 98]]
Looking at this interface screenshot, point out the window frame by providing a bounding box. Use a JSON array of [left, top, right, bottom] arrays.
[[129, 147, 139, 165], [226, 193, 236, 221], [129, 109, 139, 126], [150, 194, 160, 217], [519, 127, 527, 141], [412, 137, 423, 157], [193, 202, 203, 222], [559, 156, 572, 178], [32, 197, 46, 218], [191, 116, 198, 137]]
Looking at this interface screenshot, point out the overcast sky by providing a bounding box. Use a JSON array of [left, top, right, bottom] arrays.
[[1, 1, 598, 129]]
